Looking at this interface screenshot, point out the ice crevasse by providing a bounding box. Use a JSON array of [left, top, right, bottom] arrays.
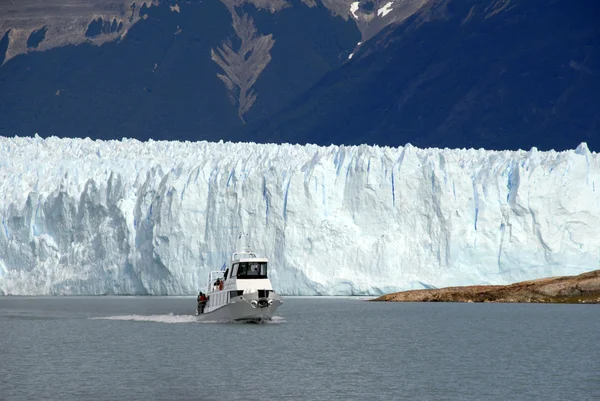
[[0, 136, 598, 295]]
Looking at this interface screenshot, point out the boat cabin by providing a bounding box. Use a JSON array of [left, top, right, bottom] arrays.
[[201, 250, 275, 313]]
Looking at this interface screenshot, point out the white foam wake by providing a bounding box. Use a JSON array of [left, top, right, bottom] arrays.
[[268, 316, 286, 324], [90, 313, 197, 324], [89, 313, 286, 324], [199, 315, 287, 324]]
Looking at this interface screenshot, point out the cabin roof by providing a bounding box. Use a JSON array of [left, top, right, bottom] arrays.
[[233, 258, 269, 263]]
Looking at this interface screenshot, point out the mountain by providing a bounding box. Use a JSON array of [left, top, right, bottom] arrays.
[[0, 0, 361, 141], [0, 0, 598, 151], [246, 0, 600, 151]]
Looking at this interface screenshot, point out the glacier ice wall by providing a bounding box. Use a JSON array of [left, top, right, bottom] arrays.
[[0, 136, 599, 295]]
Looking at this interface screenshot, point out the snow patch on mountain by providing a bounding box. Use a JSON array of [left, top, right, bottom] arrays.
[[350, 2, 360, 19], [378, 2, 394, 17]]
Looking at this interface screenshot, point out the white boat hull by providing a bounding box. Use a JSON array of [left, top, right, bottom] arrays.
[[196, 293, 282, 323]]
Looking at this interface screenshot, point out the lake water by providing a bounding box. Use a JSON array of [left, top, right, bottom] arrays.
[[0, 296, 598, 401]]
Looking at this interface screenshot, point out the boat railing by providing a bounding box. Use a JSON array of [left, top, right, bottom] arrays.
[[231, 250, 258, 262]]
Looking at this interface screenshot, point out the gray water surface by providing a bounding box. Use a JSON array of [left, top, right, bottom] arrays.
[[0, 297, 598, 401]]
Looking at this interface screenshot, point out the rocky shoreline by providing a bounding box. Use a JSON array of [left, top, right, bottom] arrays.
[[372, 270, 600, 304]]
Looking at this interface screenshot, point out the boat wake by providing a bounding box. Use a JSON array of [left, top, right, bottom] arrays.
[[198, 315, 287, 324], [89, 313, 197, 324], [89, 313, 286, 324], [266, 316, 286, 324]]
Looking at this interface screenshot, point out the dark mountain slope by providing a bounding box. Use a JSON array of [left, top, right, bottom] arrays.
[[0, 31, 8, 66], [0, 1, 236, 141], [243, 1, 360, 122], [247, 0, 600, 151], [0, 0, 359, 141]]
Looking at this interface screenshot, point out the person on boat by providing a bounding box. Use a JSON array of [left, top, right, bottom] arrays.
[[214, 278, 224, 291], [197, 292, 207, 313]]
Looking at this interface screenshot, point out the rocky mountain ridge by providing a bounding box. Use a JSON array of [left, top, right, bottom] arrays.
[[247, 0, 599, 151], [0, 0, 423, 64], [0, 0, 597, 151], [372, 270, 600, 303], [0, 0, 158, 65]]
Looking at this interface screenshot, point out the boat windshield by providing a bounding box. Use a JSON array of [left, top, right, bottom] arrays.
[[236, 262, 268, 279]]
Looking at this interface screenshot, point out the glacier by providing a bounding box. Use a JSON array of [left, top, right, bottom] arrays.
[[0, 135, 599, 296]]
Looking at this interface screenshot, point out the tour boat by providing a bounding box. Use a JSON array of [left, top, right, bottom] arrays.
[[196, 248, 283, 323]]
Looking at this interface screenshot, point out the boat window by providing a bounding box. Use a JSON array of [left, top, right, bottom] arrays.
[[236, 262, 267, 279], [231, 263, 238, 278]]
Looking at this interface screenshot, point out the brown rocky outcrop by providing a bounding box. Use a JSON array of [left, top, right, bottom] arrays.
[[372, 270, 600, 303]]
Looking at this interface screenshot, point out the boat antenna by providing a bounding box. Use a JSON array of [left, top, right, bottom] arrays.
[[238, 232, 251, 251]]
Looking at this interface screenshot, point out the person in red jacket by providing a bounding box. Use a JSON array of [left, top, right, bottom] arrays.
[[197, 292, 207, 313]]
